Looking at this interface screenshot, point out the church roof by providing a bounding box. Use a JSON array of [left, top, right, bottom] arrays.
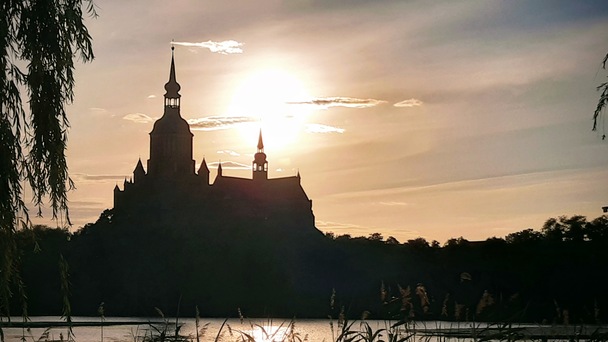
[[214, 175, 309, 202]]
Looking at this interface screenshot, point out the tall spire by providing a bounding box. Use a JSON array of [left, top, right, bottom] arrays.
[[148, 47, 194, 179], [257, 129, 264, 152], [164, 46, 181, 107]]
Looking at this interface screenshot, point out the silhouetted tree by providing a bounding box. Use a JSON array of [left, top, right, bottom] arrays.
[[368, 232, 384, 241], [586, 215, 608, 241], [385, 236, 400, 244], [561, 215, 587, 242], [444, 237, 470, 247], [407, 237, 429, 248], [12, 212, 608, 322], [541, 217, 566, 241], [335, 233, 352, 241], [593, 52, 608, 132], [0, 0, 95, 317], [324, 231, 336, 240], [505, 228, 542, 244]]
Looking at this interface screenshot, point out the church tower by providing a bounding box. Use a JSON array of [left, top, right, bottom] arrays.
[[147, 47, 195, 179], [252, 130, 268, 181]]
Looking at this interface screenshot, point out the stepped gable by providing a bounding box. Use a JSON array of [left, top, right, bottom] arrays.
[[112, 49, 315, 231]]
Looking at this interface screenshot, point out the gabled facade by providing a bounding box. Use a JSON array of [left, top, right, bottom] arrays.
[[113, 49, 315, 229]]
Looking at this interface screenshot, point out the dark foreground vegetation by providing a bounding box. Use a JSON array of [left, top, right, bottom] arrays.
[[7, 211, 608, 324]]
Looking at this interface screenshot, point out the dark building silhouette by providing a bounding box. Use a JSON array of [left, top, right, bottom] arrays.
[[113, 48, 315, 229]]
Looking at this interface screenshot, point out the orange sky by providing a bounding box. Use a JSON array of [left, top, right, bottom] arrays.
[[31, 0, 608, 243]]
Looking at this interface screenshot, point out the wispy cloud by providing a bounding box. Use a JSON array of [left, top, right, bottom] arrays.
[[288, 97, 386, 109], [123, 113, 155, 123], [88, 107, 107, 113], [306, 123, 345, 134], [217, 150, 241, 156], [315, 221, 375, 238], [188, 116, 256, 131], [147, 95, 157, 99], [377, 201, 411, 206], [208, 161, 250, 170], [394, 98, 423, 107], [173, 40, 244, 54], [72, 173, 127, 183]]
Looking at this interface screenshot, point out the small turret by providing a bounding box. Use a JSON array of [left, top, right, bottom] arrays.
[[252, 130, 268, 181], [133, 158, 146, 183], [198, 158, 210, 185]]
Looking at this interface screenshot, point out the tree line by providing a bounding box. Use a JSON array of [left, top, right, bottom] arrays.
[[6, 212, 608, 325]]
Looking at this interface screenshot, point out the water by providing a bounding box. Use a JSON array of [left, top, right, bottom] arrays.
[[2, 317, 605, 342], [3, 317, 347, 342]]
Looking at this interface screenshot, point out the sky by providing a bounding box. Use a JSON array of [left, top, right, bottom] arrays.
[[31, 0, 608, 243]]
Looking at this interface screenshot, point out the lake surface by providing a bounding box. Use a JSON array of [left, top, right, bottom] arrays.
[[2, 316, 605, 342], [4, 317, 355, 342]]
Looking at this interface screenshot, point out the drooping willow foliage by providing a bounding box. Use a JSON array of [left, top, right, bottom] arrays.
[[593, 53, 608, 133], [0, 0, 95, 318]]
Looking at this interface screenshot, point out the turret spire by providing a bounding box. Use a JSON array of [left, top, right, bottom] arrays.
[[198, 158, 210, 174], [133, 158, 146, 183], [164, 46, 181, 107], [257, 129, 264, 152], [253, 130, 268, 181], [217, 161, 223, 176]]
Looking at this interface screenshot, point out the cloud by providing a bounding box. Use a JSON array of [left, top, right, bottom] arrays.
[[173, 40, 244, 54], [72, 173, 127, 183], [394, 98, 423, 107], [123, 113, 155, 123], [147, 95, 157, 99], [187, 116, 256, 131], [377, 201, 411, 206], [315, 221, 375, 238], [288, 97, 386, 109], [217, 150, 241, 156], [69, 200, 107, 209], [88, 107, 107, 113], [305, 123, 345, 134], [208, 161, 250, 170]]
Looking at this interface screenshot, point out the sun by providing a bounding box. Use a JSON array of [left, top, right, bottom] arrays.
[[226, 68, 312, 149]]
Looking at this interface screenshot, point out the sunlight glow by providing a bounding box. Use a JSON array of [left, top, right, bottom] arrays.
[[226, 68, 312, 150], [244, 324, 291, 342]]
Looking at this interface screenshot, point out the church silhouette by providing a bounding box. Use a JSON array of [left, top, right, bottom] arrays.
[[112, 48, 316, 231]]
